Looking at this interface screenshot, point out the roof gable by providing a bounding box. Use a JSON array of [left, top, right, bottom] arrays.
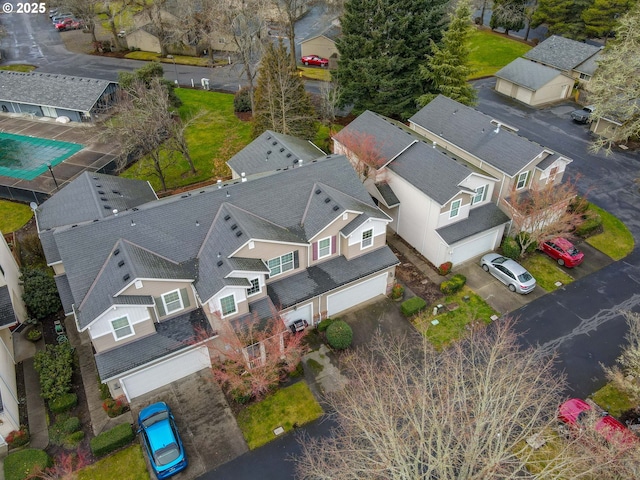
[[523, 35, 602, 71], [495, 58, 570, 91]]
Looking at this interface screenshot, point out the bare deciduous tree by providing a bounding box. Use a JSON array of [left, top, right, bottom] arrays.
[[333, 129, 386, 183], [501, 178, 587, 256], [59, 0, 101, 43], [604, 311, 640, 405], [272, 0, 307, 68], [319, 80, 342, 126], [295, 319, 640, 479]]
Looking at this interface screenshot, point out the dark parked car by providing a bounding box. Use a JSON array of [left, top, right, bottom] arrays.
[[540, 237, 584, 267], [138, 402, 188, 479], [480, 253, 536, 294], [570, 105, 595, 124], [301, 55, 329, 67]]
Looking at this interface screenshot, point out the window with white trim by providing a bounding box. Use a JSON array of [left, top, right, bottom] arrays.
[[361, 229, 373, 248], [579, 72, 591, 81], [318, 237, 331, 258], [471, 185, 488, 205], [267, 252, 294, 277], [516, 171, 529, 190], [247, 278, 260, 296], [220, 294, 237, 316], [449, 199, 462, 218], [111, 316, 133, 340], [162, 289, 183, 314]]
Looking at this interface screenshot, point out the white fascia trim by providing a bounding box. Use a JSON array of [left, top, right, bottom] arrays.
[[381, 139, 419, 169], [81, 303, 151, 332], [225, 269, 269, 277], [228, 238, 308, 258], [46, 260, 63, 267]]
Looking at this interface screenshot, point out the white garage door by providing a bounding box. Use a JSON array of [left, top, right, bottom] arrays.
[[282, 303, 314, 326], [450, 229, 498, 265], [327, 274, 387, 317], [121, 346, 211, 400]]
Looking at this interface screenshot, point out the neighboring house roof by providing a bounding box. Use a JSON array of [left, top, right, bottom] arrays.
[[267, 246, 399, 310], [436, 203, 510, 245], [0, 71, 116, 113], [409, 95, 553, 177], [387, 141, 473, 206], [524, 35, 602, 72], [54, 274, 74, 315], [0, 286, 17, 328], [374, 183, 400, 208], [36, 172, 157, 231], [95, 308, 212, 381], [333, 110, 422, 164], [227, 130, 326, 177], [42, 155, 388, 319], [302, 22, 341, 43], [495, 58, 570, 91], [574, 50, 601, 76]]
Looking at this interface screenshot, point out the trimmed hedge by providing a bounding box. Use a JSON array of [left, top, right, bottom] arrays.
[[317, 318, 336, 333], [61, 416, 81, 434], [90, 423, 135, 457], [576, 214, 603, 237], [440, 274, 467, 295], [4, 449, 51, 480], [325, 320, 353, 350], [401, 296, 427, 317], [49, 393, 78, 414], [501, 236, 521, 259], [63, 430, 85, 449]]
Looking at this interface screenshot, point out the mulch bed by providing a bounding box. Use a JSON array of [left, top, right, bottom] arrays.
[[389, 245, 443, 306]]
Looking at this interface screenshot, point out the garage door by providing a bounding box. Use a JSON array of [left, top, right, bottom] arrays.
[[327, 274, 387, 317], [450, 229, 498, 265], [282, 303, 313, 326], [121, 346, 211, 400]]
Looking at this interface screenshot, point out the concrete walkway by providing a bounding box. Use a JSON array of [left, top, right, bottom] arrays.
[[303, 344, 348, 399]]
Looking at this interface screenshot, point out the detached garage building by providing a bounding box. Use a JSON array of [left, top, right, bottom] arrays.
[[0, 71, 118, 122]]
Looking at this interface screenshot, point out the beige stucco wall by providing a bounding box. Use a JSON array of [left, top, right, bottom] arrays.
[[120, 279, 195, 309], [51, 263, 65, 276], [529, 75, 574, 106], [301, 36, 338, 60], [126, 29, 161, 54], [234, 241, 307, 284], [91, 316, 157, 352], [342, 228, 386, 259], [590, 118, 620, 139], [308, 212, 360, 266]]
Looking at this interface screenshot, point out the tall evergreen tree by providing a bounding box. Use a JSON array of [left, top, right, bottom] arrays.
[[336, 0, 449, 119], [490, 0, 527, 34], [252, 40, 316, 139], [418, 0, 476, 107], [582, 0, 634, 41], [531, 0, 594, 40]]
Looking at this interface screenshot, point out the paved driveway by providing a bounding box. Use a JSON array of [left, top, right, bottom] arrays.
[[130, 369, 248, 480]]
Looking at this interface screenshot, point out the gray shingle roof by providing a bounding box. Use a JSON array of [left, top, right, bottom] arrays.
[[340, 214, 370, 236], [227, 257, 270, 273], [54, 274, 74, 315], [95, 308, 212, 381], [267, 245, 399, 309], [302, 22, 341, 43], [409, 95, 550, 177], [387, 141, 473, 205], [374, 183, 400, 207], [37, 172, 157, 231], [574, 50, 601, 76], [536, 153, 561, 170], [524, 35, 602, 72], [0, 286, 17, 328], [0, 71, 117, 112], [436, 203, 509, 244], [226, 130, 326, 177], [495, 58, 567, 91], [40, 229, 61, 264]]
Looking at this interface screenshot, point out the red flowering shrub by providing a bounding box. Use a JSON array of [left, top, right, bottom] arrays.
[[6, 427, 29, 448], [102, 397, 128, 418], [438, 262, 452, 276]]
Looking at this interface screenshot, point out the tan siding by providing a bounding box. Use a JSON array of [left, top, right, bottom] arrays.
[[308, 212, 358, 266], [344, 234, 386, 259], [93, 317, 156, 353], [52, 263, 65, 275], [301, 36, 339, 60]]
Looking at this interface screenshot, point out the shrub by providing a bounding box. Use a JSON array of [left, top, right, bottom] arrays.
[[98, 381, 111, 400], [325, 320, 353, 350], [516, 233, 538, 254], [501, 236, 521, 259], [90, 423, 134, 457], [438, 261, 452, 276], [63, 430, 85, 450], [33, 342, 74, 401], [569, 195, 589, 215], [440, 274, 467, 295], [26, 327, 42, 341], [390, 283, 405, 299], [4, 449, 51, 480], [289, 361, 304, 378], [61, 416, 81, 434], [401, 296, 427, 317], [17, 233, 46, 267], [317, 318, 336, 333], [6, 428, 29, 449], [575, 214, 603, 237], [20, 267, 61, 320], [49, 393, 78, 414], [102, 397, 128, 418], [234, 87, 252, 113]]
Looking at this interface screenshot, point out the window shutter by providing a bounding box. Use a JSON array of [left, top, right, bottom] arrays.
[[180, 287, 191, 308], [293, 250, 299, 269], [331, 236, 336, 254], [154, 296, 166, 318], [312, 242, 318, 261]]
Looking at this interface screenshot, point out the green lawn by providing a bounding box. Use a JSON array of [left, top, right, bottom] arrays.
[[0, 64, 37, 72], [237, 381, 323, 450], [413, 286, 498, 349], [521, 254, 575, 292], [468, 29, 532, 79], [591, 383, 635, 418], [77, 445, 150, 480], [124, 51, 214, 67], [299, 66, 332, 82], [585, 203, 635, 260], [0, 200, 33, 233], [121, 88, 253, 190]]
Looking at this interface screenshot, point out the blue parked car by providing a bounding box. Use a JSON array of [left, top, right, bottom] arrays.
[[137, 402, 188, 479]]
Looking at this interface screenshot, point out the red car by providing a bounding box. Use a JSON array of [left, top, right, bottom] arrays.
[[558, 398, 636, 446], [301, 55, 328, 67], [55, 18, 83, 31], [540, 237, 584, 267]]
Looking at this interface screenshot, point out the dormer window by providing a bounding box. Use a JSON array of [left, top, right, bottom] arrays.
[[162, 289, 184, 315], [247, 278, 261, 296], [516, 171, 529, 190], [471, 185, 488, 205], [220, 294, 237, 317], [449, 199, 462, 218], [111, 316, 134, 340], [361, 229, 373, 249]]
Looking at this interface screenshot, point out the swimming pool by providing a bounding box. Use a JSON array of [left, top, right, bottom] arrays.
[[0, 132, 83, 180]]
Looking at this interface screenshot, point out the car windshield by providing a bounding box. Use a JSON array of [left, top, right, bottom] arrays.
[[153, 442, 180, 466], [518, 272, 533, 282], [567, 246, 580, 256], [492, 256, 509, 264], [141, 410, 169, 428]]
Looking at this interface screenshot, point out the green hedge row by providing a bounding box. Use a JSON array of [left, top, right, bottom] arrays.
[[89, 423, 134, 457], [401, 296, 426, 317], [576, 214, 603, 237], [4, 449, 51, 480], [440, 274, 467, 295]]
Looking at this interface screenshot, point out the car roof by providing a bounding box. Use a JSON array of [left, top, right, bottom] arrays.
[[550, 237, 573, 249]]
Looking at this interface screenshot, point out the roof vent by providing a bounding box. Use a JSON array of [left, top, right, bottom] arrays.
[[241, 172, 247, 182], [235, 231, 243, 237], [293, 158, 298, 163], [181, 195, 189, 198], [217, 260, 223, 267], [95, 184, 102, 188], [266, 135, 272, 140], [287, 153, 292, 158], [324, 197, 331, 203], [98, 190, 105, 194], [118, 260, 125, 267], [103, 205, 111, 210], [224, 215, 231, 221], [132, 207, 139, 211], [279, 147, 285, 152], [196, 220, 200, 227], [332, 205, 340, 211], [123, 274, 130, 282], [114, 249, 120, 256], [266, 150, 272, 155], [100, 197, 107, 201], [131, 219, 136, 226], [217, 179, 222, 189], [315, 189, 322, 194], [112, 190, 120, 195], [92, 176, 98, 180], [272, 141, 277, 146], [231, 224, 238, 230]]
